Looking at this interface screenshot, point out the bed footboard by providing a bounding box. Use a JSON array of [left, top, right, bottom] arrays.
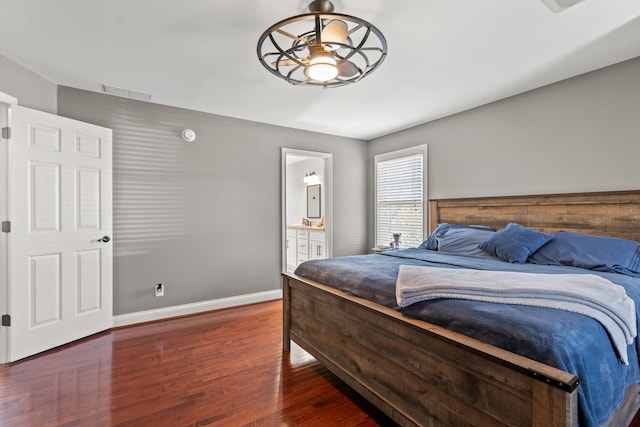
[[282, 273, 579, 427]]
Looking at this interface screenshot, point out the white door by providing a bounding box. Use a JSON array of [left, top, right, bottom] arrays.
[[7, 105, 112, 362]]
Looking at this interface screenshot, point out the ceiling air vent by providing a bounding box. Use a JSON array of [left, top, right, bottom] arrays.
[[102, 84, 152, 101], [542, 0, 587, 13]]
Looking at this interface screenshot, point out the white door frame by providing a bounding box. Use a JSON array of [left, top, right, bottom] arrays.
[[0, 92, 18, 364], [281, 148, 333, 273]]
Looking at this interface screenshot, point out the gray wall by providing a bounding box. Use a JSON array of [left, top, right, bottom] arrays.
[[58, 87, 367, 315], [6, 52, 640, 315], [0, 55, 57, 114], [367, 56, 640, 248]]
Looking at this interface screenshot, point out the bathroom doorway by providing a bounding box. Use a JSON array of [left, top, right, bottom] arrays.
[[281, 148, 333, 273]]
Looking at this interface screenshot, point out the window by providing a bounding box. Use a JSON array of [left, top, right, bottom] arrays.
[[375, 145, 427, 249]]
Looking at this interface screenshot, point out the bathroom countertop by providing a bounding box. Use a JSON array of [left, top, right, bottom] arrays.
[[287, 224, 325, 231]]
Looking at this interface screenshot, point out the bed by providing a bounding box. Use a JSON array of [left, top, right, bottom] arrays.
[[281, 191, 640, 427]]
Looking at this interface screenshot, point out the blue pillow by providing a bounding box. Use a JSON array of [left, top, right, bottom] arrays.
[[436, 228, 497, 257], [479, 223, 553, 264], [419, 223, 496, 250], [528, 231, 640, 277]]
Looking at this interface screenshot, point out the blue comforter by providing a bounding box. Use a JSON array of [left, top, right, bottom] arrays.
[[294, 248, 640, 427]]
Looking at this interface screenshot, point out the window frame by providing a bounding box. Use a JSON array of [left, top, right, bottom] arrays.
[[374, 144, 428, 249]]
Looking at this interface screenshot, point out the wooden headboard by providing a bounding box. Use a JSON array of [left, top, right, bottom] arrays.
[[429, 190, 640, 242]]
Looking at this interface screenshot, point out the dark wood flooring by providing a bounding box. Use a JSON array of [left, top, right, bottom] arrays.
[[0, 300, 397, 427], [2, 299, 640, 426]]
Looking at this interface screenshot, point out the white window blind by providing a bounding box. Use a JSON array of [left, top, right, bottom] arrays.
[[375, 152, 424, 248]]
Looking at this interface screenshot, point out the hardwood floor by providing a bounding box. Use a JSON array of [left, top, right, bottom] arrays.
[[4, 299, 639, 427], [0, 300, 397, 427]]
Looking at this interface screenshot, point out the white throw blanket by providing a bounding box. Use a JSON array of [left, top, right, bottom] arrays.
[[396, 265, 637, 364]]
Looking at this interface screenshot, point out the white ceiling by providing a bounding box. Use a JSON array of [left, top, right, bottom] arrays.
[[1, 0, 640, 140]]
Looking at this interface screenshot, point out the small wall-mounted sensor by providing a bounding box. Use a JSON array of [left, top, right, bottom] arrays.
[[182, 129, 196, 142]]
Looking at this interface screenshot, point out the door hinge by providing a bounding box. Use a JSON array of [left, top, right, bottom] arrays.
[[1, 221, 10, 233], [1, 315, 10, 327], [1, 126, 10, 139]]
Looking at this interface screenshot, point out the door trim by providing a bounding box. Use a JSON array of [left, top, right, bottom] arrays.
[[0, 93, 17, 364], [281, 148, 333, 273]]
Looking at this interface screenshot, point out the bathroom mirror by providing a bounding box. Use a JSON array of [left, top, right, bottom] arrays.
[[307, 184, 321, 218]]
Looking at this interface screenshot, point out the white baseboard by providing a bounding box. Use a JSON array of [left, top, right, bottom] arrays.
[[113, 289, 282, 328]]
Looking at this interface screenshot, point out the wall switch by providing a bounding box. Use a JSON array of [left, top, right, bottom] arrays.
[[155, 283, 164, 297]]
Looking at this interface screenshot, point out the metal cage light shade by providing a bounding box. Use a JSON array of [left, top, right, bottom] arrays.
[[256, 0, 387, 88]]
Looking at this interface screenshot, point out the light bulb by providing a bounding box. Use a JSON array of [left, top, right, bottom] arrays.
[[306, 53, 338, 81]]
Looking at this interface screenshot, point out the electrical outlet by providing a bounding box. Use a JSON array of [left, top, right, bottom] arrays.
[[155, 283, 164, 297]]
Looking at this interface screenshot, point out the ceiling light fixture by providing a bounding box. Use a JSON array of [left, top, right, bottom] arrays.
[[257, 0, 387, 88], [304, 171, 320, 184]]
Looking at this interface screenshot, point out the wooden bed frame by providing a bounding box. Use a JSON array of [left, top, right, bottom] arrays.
[[282, 190, 640, 427]]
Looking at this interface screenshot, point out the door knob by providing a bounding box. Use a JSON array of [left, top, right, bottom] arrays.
[[98, 236, 111, 243]]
